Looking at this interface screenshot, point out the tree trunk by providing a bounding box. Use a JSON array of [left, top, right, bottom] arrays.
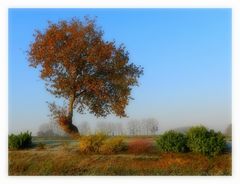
[[58, 94, 79, 138], [68, 94, 75, 120]]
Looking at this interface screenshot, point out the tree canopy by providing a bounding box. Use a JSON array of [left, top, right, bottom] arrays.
[[28, 17, 143, 136]]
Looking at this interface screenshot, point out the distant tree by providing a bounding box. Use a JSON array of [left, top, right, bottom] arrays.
[[126, 119, 159, 136], [140, 119, 158, 135], [127, 120, 139, 136], [78, 121, 91, 135], [96, 122, 109, 135], [142, 120, 149, 135], [106, 122, 115, 136], [37, 123, 55, 137], [28, 17, 143, 137], [96, 122, 124, 136], [146, 118, 159, 135], [114, 123, 124, 136], [37, 121, 67, 137], [225, 124, 232, 137]]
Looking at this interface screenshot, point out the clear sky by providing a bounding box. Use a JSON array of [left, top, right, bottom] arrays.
[[9, 9, 231, 134]]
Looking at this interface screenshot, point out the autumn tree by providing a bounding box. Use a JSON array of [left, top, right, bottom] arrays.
[[28, 17, 143, 137]]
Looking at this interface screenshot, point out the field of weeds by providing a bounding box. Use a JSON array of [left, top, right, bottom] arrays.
[[8, 136, 231, 176]]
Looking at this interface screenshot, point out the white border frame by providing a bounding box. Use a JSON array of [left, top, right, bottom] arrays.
[[1, 0, 239, 184]]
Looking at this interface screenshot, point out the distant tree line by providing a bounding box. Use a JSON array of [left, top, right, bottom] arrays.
[[37, 118, 159, 137], [37, 120, 67, 137], [37, 120, 231, 137]]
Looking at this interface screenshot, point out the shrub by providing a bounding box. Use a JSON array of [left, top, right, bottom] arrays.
[[156, 130, 188, 153], [8, 134, 20, 149], [79, 133, 107, 153], [99, 137, 127, 154], [8, 131, 32, 150], [128, 139, 154, 154], [186, 126, 226, 157]]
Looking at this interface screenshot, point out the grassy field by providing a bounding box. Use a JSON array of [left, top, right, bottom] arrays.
[[9, 136, 231, 176]]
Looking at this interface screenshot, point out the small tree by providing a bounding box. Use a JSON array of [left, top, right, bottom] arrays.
[[28, 17, 143, 137]]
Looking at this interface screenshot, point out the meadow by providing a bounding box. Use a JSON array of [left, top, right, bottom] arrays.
[[9, 136, 231, 176]]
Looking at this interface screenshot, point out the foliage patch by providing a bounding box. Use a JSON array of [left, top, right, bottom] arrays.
[[186, 126, 226, 157], [9, 131, 32, 150], [79, 133, 107, 153], [156, 130, 188, 153], [99, 137, 127, 154]]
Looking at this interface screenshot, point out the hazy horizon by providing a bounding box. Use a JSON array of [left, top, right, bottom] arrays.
[[9, 9, 231, 135]]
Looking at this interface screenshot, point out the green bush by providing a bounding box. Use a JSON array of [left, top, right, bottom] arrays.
[[8, 131, 32, 149], [8, 134, 20, 149], [99, 137, 127, 154], [79, 133, 107, 153], [186, 126, 226, 157], [156, 130, 188, 153]]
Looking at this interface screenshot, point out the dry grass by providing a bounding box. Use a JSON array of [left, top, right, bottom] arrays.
[[9, 136, 231, 175], [9, 149, 231, 175], [128, 138, 155, 154]]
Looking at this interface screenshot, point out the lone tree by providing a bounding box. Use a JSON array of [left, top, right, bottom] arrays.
[[28, 17, 143, 137]]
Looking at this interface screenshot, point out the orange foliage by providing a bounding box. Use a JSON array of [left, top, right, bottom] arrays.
[[28, 17, 143, 135]]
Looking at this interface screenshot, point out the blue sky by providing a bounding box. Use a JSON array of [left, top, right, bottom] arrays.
[[9, 9, 231, 134]]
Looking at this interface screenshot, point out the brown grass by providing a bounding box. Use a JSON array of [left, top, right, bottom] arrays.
[[128, 138, 155, 154], [9, 149, 231, 175]]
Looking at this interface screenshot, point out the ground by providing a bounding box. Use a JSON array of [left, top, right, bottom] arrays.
[[8, 136, 231, 176]]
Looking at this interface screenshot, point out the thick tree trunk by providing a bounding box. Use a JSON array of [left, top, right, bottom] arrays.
[[68, 94, 75, 121], [58, 94, 79, 138]]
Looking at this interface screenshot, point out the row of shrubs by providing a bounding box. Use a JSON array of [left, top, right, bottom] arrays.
[[8, 131, 32, 149], [79, 134, 156, 155], [156, 126, 227, 156], [8, 126, 227, 157], [79, 126, 227, 157]]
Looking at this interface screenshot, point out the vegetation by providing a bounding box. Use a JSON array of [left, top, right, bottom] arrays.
[[128, 139, 154, 154], [8, 131, 32, 150], [99, 137, 127, 154], [8, 126, 230, 175], [186, 126, 226, 157], [28, 17, 143, 136], [156, 130, 188, 153], [79, 133, 107, 153], [155, 126, 227, 156], [9, 136, 231, 175]]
